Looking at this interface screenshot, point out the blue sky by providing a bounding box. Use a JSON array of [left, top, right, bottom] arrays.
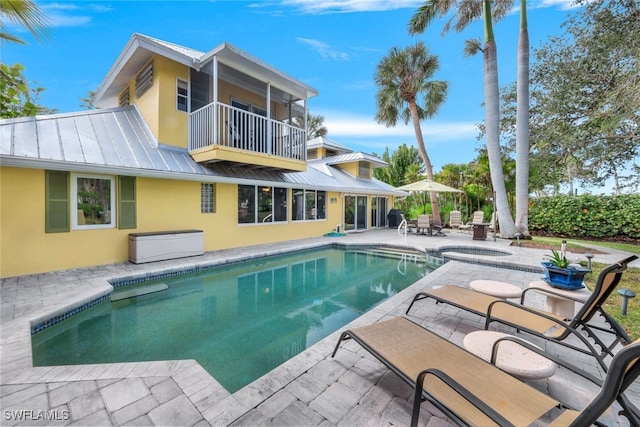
[[5, 0, 581, 173]]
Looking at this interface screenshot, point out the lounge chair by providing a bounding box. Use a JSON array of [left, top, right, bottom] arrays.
[[448, 210, 463, 229], [459, 210, 483, 232], [406, 255, 638, 372], [332, 316, 640, 427]]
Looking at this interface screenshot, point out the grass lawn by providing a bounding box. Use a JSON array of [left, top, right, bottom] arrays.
[[585, 262, 640, 341]]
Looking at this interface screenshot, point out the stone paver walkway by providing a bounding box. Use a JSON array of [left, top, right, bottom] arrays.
[[1, 229, 638, 426]]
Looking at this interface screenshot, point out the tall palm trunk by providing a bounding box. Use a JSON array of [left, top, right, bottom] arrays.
[[483, 0, 517, 237], [409, 99, 440, 220], [515, 0, 530, 235]]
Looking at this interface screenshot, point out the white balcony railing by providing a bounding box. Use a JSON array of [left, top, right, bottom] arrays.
[[188, 102, 307, 162]]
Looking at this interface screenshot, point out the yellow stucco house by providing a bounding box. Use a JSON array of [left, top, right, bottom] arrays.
[[0, 33, 401, 278]]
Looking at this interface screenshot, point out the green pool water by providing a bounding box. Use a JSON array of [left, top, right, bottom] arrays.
[[32, 246, 431, 393]]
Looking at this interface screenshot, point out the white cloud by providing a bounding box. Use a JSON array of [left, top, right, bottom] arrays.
[[273, 0, 424, 14], [530, 0, 585, 10], [321, 110, 477, 143], [297, 37, 350, 60]]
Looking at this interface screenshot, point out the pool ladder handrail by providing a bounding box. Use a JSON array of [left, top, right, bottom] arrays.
[[398, 215, 407, 243]]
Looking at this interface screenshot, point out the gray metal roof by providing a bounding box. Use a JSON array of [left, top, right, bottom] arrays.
[[0, 107, 402, 195], [307, 136, 352, 154]]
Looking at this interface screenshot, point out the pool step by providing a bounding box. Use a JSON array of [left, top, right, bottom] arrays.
[[359, 248, 425, 262], [111, 283, 169, 301]]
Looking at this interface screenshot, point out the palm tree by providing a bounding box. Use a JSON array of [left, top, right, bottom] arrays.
[[292, 112, 328, 140], [374, 42, 448, 221], [515, 0, 530, 235], [0, 0, 49, 44], [409, 0, 518, 238]]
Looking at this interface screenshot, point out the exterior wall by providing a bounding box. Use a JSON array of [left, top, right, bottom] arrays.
[[0, 166, 348, 278], [130, 55, 189, 149], [156, 56, 189, 148], [336, 162, 358, 177], [0, 167, 132, 278]]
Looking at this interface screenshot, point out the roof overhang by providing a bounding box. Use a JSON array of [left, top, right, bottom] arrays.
[[93, 34, 318, 108]]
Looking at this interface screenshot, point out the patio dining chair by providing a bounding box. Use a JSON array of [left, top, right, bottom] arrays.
[[405, 255, 638, 373], [332, 316, 640, 427]]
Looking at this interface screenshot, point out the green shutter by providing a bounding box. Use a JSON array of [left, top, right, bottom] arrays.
[[118, 176, 136, 229], [45, 170, 70, 233]]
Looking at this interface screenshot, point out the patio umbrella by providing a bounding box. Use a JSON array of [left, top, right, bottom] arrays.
[[396, 179, 463, 193], [397, 179, 463, 215]]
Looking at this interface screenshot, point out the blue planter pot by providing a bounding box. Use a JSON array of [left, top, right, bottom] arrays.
[[541, 261, 590, 290]]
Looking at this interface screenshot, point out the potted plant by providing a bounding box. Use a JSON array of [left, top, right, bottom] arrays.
[[541, 249, 590, 290]]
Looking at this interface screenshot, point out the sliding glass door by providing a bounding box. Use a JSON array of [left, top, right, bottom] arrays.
[[344, 195, 368, 232]]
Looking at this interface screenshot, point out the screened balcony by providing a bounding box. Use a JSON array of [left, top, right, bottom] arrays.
[[186, 49, 317, 172]]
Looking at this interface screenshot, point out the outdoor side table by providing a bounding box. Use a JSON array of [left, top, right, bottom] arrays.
[[472, 223, 490, 240], [463, 330, 557, 380], [527, 280, 592, 319], [469, 280, 522, 299]]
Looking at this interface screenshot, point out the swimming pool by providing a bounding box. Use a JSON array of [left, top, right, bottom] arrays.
[[32, 246, 431, 393]]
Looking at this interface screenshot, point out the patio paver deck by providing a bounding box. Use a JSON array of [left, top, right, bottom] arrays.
[[1, 229, 637, 426]]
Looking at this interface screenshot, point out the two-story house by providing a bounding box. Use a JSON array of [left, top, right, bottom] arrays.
[[0, 33, 401, 278]]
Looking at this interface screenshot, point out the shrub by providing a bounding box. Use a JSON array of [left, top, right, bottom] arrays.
[[529, 194, 640, 240]]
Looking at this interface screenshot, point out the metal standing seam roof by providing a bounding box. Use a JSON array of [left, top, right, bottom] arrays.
[[0, 107, 403, 195]]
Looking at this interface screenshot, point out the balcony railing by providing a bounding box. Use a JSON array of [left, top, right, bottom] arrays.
[[188, 102, 307, 162]]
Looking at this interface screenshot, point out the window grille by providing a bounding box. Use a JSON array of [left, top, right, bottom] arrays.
[[118, 88, 130, 107], [135, 61, 153, 98], [358, 161, 370, 179]]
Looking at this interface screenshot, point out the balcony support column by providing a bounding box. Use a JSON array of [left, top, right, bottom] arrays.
[[212, 57, 219, 145], [266, 82, 272, 155]]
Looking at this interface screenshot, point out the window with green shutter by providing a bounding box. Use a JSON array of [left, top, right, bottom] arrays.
[[118, 176, 136, 229], [45, 170, 70, 233]]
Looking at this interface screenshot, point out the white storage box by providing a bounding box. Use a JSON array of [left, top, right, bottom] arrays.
[[128, 230, 203, 263]]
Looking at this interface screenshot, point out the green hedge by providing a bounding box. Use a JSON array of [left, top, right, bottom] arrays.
[[529, 194, 640, 239]]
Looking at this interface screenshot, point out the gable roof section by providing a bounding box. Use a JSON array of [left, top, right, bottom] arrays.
[[306, 136, 352, 155], [0, 108, 402, 195], [93, 33, 318, 108], [320, 152, 387, 169]]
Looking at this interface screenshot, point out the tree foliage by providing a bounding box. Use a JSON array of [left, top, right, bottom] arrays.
[[373, 144, 423, 187], [0, 62, 44, 118], [374, 41, 447, 220], [292, 112, 328, 140], [0, 0, 49, 44], [499, 0, 640, 194]]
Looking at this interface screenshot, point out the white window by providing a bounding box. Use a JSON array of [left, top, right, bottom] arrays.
[[71, 174, 116, 229], [177, 79, 188, 112]]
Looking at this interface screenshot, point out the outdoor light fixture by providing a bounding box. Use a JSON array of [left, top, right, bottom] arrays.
[[585, 253, 594, 271], [617, 288, 636, 316], [514, 232, 522, 246]]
